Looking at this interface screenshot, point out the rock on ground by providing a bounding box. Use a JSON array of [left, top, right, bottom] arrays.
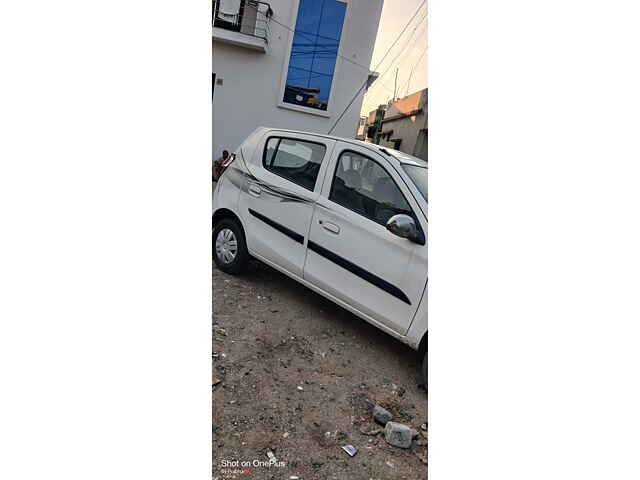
[[372, 405, 393, 425], [384, 421, 418, 449]]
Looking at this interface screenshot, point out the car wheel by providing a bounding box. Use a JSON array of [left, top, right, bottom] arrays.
[[213, 218, 249, 274]]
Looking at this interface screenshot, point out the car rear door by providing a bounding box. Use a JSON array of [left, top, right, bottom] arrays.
[[239, 131, 335, 278], [303, 142, 427, 335]]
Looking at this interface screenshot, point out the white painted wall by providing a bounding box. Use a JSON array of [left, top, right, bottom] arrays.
[[212, 0, 384, 159]]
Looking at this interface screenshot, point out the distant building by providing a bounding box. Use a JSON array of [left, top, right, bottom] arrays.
[[212, 0, 384, 158], [355, 116, 367, 140], [364, 88, 428, 160]]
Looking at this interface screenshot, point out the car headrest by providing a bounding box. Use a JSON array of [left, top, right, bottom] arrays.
[[373, 177, 402, 204], [342, 169, 362, 189]]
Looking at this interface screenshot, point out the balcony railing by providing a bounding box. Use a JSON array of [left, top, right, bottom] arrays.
[[213, 0, 271, 44]]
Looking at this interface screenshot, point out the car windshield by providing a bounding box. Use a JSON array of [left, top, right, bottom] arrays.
[[402, 165, 427, 201]]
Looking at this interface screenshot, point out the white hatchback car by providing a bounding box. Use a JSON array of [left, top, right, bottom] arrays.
[[213, 128, 427, 382]]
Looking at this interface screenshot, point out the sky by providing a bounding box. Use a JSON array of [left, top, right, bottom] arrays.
[[360, 0, 428, 116]]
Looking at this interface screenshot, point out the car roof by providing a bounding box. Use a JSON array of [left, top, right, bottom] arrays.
[[259, 127, 427, 168]]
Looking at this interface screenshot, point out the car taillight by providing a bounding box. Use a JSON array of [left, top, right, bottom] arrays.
[[221, 153, 236, 168]]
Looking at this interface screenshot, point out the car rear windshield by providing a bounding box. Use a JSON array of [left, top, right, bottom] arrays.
[[402, 165, 427, 201]]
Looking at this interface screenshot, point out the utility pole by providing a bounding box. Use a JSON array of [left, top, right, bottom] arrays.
[[393, 68, 398, 102]]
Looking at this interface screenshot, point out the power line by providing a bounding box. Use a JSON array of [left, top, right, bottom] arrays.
[[369, 1, 427, 74], [402, 46, 428, 97], [243, 2, 373, 72], [364, 11, 428, 100], [366, 21, 427, 112], [366, 34, 427, 108], [328, 1, 427, 134], [241, 0, 428, 134], [375, 80, 396, 94]]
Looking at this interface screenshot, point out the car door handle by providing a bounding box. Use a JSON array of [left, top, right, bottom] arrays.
[[248, 185, 262, 197], [320, 220, 340, 235]]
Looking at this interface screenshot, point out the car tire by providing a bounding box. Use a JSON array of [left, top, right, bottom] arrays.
[[421, 350, 428, 391], [213, 218, 249, 274]]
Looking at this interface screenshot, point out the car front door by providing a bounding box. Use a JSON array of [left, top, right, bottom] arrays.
[[239, 131, 334, 278], [303, 142, 427, 335]]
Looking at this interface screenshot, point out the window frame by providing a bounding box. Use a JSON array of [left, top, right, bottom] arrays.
[[261, 135, 328, 192], [328, 149, 419, 228], [276, 0, 350, 118]]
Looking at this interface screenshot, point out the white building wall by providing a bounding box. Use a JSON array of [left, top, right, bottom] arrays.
[[212, 0, 384, 158]]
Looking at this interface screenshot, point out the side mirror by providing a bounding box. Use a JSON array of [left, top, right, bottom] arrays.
[[386, 214, 425, 245]]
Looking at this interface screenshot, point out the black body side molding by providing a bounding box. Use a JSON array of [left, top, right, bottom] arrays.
[[248, 209, 304, 245], [307, 241, 412, 305]]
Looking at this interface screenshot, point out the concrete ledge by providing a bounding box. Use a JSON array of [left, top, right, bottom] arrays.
[[213, 27, 266, 53], [277, 102, 332, 118], [381, 108, 423, 124]]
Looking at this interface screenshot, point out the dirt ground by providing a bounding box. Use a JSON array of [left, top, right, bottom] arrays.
[[213, 259, 427, 480]]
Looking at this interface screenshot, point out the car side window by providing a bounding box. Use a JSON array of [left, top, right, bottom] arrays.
[[329, 150, 414, 226], [263, 137, 327, 191]]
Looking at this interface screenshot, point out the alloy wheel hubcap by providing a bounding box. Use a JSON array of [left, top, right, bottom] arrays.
[[215, 228, 238, 264]]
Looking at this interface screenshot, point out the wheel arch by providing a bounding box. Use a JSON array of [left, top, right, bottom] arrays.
[[213, 208, 245, 233]]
